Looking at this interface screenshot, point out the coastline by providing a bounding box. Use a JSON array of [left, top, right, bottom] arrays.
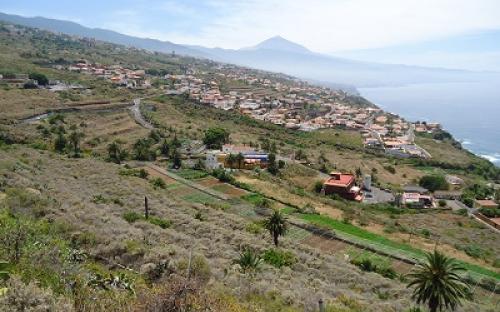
[[359, 82, 500, 167]]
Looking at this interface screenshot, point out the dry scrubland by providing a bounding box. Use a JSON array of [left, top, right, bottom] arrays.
[[0, 146, 421, 311]]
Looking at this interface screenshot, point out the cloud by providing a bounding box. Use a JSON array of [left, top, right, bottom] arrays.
[[156, 0, 500, 52]]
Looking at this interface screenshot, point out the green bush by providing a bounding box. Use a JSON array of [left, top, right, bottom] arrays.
[[261, 249, 296, 268], [479, 207, 500, 218], [150, 177, 166, 189], [212, 168, 235, 183], [462, 245, 486, 259], [313, 180, 324, 193], [383, 165, 396, 174], [123, 212, 171, 229], [123, 211, 142, 223], [419, 175, 449, 192], [148, 216, 171, 229]]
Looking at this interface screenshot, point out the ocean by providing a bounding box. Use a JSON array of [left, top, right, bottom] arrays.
[[359, 81, 500, 166]]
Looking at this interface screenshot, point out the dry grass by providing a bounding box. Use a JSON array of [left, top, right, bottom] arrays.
[[0, 145, 421, 311]]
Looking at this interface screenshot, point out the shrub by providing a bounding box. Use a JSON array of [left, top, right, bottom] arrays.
[[123, 211, 142, 223], [123, 212, 171, 229], [245, 222, 264, 234], [212, 168, 235, 183], [233, 249, 261, 274], [384, 165, 396, 174], [420, 228, 431, 238], [261, 249, 296, 268], [119, 168, 149, 179], [150, 177, 166, 189], [313, 180, 324, 193], [350, 253, 396, 279], [493, 258, 500, 268], [0, 276, 73, 311], [419, 175, 449, 192], [438, 199, 447, 207], [462, 245, 485, 259], [479, 207, 500, 218], [148, 216, 171, 229], [456, 208, 468, 216]]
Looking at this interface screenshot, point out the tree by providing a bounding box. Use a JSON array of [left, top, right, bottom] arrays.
[[267, 153, 279, 175], [226, 154, 237, 169], [203, 127, 229, 149], [107, 141, 127, 164], [407, 250, 470, 312], [53, 132, 66, 152], [419, 175, 449, 192], [235, 153, 245, 169], [159, 138, 170, 157], [172, 149, 182, 169], [263, 210, 287, 247], [28, 72, 49, 86], [169, 133, 181, 149], [355, 167, 363, 179], [68, 130, 84, 157], [133, 138, 156, 161]]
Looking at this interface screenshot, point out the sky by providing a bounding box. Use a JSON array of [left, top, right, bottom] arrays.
[[2, 0, 500, 70]]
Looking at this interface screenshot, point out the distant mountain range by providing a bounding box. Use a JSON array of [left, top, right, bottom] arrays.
[[1, 12, 498, 88]]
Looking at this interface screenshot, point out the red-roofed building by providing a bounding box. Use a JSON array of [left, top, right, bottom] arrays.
[[323, 172, 363, 201]]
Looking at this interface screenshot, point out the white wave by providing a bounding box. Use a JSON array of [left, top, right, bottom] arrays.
[[480, 154, 500, 163]]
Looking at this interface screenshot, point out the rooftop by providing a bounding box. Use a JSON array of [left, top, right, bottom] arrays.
[[324, 172, 355, 187]]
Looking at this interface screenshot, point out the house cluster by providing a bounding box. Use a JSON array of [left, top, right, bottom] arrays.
[[162, 66, 433, 159], [363, 116, 433, 159], [205, 144, 269, 170], [66, 59, 151, 89]]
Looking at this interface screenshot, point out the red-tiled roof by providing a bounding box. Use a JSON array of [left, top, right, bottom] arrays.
[[324, 173, 355, 187]]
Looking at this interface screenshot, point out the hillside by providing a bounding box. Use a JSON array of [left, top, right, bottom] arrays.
[[0, 21, 499, 312], [3, 12, 500, 88]]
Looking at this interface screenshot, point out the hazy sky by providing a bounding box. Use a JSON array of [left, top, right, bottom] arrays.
[[3, 0, 500, 70]]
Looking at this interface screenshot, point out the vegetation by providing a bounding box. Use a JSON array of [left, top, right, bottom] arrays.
[[263, 210, 288, 247], [407, 250, 470, 312], [261, 249, 296, 268], [107, 141, 128, 164], [419, 175, 449, 192], [122, 211, 171, 229], [233, 249, 262, 274], [0, 21, 499, 311], [203, 127, 229, 149]]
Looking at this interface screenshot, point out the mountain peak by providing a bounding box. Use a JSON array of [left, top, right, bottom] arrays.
[[243, 36, 311, 54]]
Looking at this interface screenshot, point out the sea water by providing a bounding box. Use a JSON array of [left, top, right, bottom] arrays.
[[360, 81, 500, 166]]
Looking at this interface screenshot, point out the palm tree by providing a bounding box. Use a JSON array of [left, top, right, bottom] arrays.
[[264, 210, 287, 247], [226, 153, 237, 169], [107, 141, 127, 164], [68, 130, 84, 156], [235, 153, 245, 169], [407, 250, 470, 312]]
